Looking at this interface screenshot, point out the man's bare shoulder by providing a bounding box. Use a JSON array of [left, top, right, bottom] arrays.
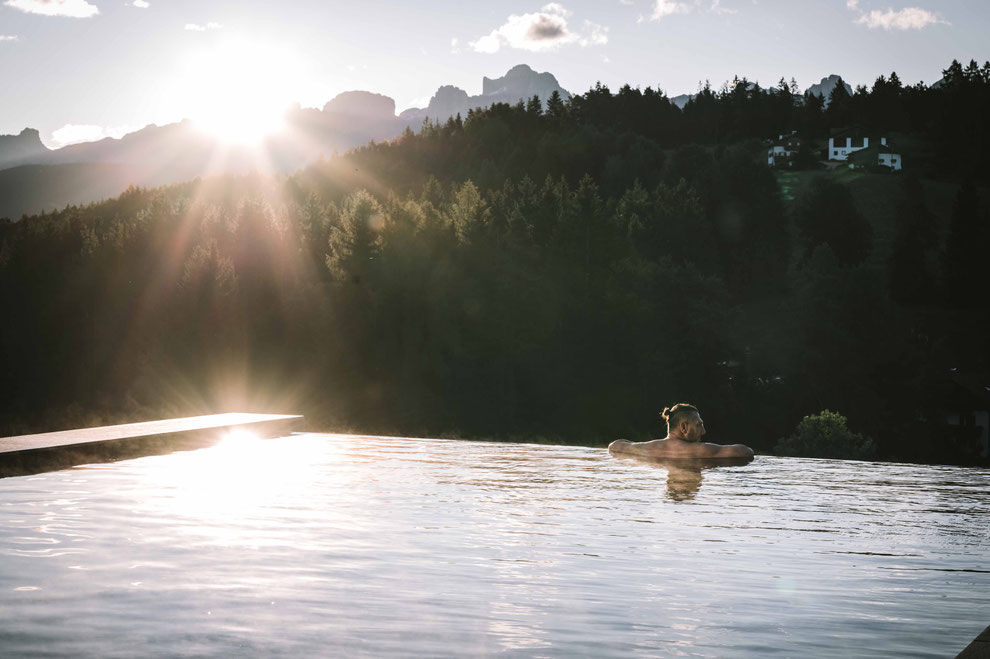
[[609, 438, 666, 455], [609, 438, 690, 458], [609, 438, 753, 459]]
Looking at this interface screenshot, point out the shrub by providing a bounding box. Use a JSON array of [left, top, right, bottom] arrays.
[[774, 409, 878, 460]]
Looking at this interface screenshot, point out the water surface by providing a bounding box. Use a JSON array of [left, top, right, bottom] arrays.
[[1, 433, 987, 657]]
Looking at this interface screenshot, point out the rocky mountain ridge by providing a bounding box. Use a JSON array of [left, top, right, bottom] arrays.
[[399, 64, 571, 125], [0, 64, 572, 217]]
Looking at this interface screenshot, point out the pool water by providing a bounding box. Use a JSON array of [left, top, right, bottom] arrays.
[[1, 433, 987, 657]]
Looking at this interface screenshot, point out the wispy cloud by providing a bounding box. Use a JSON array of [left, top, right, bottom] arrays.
[[646, 0, 735, 22], [650, 0, 694, 20], [49, 123, 135, 148], [0, 34, 20, 42], [470, 3, 607, 53], [185, 22, 222, 32], [131, 0, 150, 8], [4, 0, 99, 18], [855, 6, 947, 30]]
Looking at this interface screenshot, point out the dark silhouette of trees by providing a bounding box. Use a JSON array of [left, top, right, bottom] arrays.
[[889, 175, 937, 305], [793, 176, 872, 267], [941, 180, 987, 307], [1, 58, 988, 464]]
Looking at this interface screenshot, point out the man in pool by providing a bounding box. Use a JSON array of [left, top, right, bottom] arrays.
[[609, 403, 754, 459]]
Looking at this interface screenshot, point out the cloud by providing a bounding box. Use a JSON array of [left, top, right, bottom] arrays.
[[846, 0, 858, 8], [0, 34, 19, 42], [855, 7, 947, 30], [650, 0, 694, 20], [50, 124, 135, 148], [185, 22, 222, 32], [470, 3, 607, 53], [131, 0, 149, 7], [647, 0, 735, 21], [4, 0, 99, 17], [581, 20, 609, 45]]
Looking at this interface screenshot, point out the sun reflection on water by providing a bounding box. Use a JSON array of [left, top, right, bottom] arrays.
[[135, 433, 331, 545]]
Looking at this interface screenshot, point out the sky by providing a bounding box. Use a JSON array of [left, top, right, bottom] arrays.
[[1, 0, 987, 148]]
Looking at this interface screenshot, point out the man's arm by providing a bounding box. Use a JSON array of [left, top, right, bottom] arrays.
[[609, 439, 753, 459], [700, 442, 755, 459]]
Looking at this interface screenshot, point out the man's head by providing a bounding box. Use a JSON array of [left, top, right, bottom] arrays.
[[662, 403, 706, 442]]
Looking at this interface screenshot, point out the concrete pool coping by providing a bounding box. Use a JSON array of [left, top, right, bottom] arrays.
[[958, 624, 990, 658], [0, 413, 304, 478]]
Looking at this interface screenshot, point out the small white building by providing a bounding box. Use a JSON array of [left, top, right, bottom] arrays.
[[831, 134, 902, 171], [829, 135, 882, 160], [767, 133, 804, 167], [877, 145, 903, 171]]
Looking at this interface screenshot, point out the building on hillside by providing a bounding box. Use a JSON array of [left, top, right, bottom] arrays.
[[845, 140, 903, 171], [767, 133, 805, 167], [877, 143, 902, 171], [829, 132, 902, 170]]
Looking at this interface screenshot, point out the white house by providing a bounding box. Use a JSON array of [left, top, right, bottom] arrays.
[[829, 135, 878, 160], [830, 135, 902, 171], [877, 144, 903, 171], [767, 133, 804, 167]]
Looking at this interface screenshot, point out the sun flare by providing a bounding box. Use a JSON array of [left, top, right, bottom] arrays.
[[181, 36, 300, 145]]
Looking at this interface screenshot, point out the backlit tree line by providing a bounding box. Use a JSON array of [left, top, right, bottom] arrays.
[[0, 59, 987, 463]]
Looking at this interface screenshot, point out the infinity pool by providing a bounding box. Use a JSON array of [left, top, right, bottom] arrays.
[[1, 433, 988, 657]]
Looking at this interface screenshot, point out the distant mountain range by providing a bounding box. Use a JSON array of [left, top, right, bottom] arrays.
[[400, 64, 572, 125], [0, 66, 868, 219], [0, 64, 573, 219]]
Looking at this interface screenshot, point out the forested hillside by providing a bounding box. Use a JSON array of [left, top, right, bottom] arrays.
[[1, 59, 987, 463]]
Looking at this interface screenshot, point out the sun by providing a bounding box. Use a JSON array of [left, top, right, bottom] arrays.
[[181, 36, 300, 145]]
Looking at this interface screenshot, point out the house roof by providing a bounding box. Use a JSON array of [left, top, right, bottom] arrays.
[[847, 143, 900, 162]]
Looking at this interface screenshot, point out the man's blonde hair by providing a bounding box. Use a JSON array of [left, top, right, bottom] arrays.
[[661, 403, 699, 431]]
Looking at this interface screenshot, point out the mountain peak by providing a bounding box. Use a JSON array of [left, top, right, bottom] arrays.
[[322, 91, 396, 119], [805, 74, 853, 103], [482, 64, 569, 100], [0, 127, 49, 169]]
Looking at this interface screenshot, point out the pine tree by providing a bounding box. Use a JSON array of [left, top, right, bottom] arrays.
[[546, 90, 566, 121]]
